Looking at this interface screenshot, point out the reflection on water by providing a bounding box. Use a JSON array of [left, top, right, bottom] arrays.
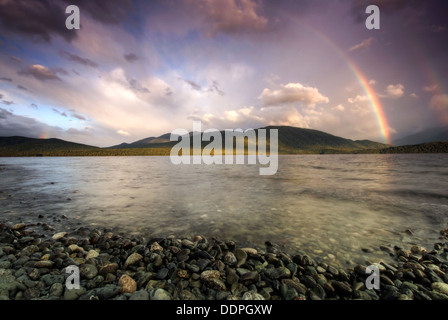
[[1, 154, 447, 266]]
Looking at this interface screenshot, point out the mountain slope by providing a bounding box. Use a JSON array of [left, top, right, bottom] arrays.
[[0, 136, 98, 155], [111, 126, 388, 154], [393, 126, 448, 146]]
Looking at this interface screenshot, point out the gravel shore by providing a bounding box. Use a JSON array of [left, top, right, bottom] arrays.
[[1, 220, 448, 300]]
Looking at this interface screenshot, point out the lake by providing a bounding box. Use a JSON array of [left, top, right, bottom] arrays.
[[1, 154, 447, 267]]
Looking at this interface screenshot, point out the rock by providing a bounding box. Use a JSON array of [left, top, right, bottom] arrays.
[[80, 285, 121, 300], [332, 281, 353, 297], [201, 270, 221, 282], [41, 274, 65, 286], [118, 275, 137, 293], [196, 259, 210, 271], [242, 291, 264, 300], [80, 264, 98, 280], [129, 290, 149, 300], [282, 279, 307, 295], [68, 244, 84, 253], [150, 288, 172, 300], [224, 252, 237, 266], [124, 252, 143, 269], [155, 268, 169, 280], [52, 232, 67, 240], [20, 245, 39, 257], [150, 242, 164, 252], [263, 267, 291, 280], [240, 271, 259, 285], [432, 282, 448, 296], [12, 223, 26, 230], [85, 249, 99, 260], [99, 263, 118, 275], [235, 249, 247, 267], [50, 283, 64, 297], [23, 287, 40, 300], [34, 260, 54, 268], [64, 287, 86, 300], [206, 278, 226, 291], [181, 289, 198, 300], [241, 248, 258, 255], [226, 269, 239, 285]]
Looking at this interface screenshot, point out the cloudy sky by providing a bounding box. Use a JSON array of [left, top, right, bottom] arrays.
[[0, 0, 447, 147]]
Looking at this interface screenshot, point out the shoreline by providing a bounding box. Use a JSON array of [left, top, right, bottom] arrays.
[[1, 220, 447, 300]]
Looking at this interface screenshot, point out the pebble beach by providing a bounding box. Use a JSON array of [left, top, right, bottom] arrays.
[[1, 218, 448, 301]]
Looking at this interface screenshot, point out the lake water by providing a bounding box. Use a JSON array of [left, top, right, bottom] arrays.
[[1, 154, 448, 267]]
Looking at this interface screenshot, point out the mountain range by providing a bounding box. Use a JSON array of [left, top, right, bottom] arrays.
[[0, 125, 447, 157]]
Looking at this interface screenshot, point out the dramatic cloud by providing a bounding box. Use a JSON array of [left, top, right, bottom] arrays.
[[52, 108, 68, 117], [349, 37, 375, 52], [0, 0, 75, 43], [71, 0, 134, 25], [17, 85, 28, 91], [259, 83, 329, 108], [0, 107, 62, 138], [60, 50, 98, 68], [188, 0, 269, 36], [0, 77, 13, 82], [124, 53, 139, 63], [70, 112, 87, 121], [182, 79, 202, 91], [207, 80, 225, 96], [18, 65, 62, 81], [384, 84, 404, 99]]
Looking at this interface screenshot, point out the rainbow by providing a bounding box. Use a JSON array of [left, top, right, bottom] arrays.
[[283, 14, 392, 144]]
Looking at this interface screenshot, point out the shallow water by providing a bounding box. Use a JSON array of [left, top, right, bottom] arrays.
[[1, 154, 447, 266]]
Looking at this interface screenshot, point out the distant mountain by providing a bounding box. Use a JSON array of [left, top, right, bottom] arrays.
[[393, 126, 448, 146], [378, 141, 448, 154], [108, 133, 174, 149], [264, 126, 387, 153], [5, 125, 447, 157], [110, 126, 389, 154], [0, 136, 98, 156]]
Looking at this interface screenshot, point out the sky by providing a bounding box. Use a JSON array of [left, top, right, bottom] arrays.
[[0, 0, 447, 147]]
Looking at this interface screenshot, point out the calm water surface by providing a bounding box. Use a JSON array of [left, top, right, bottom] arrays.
[[1, 154, 447, 266]]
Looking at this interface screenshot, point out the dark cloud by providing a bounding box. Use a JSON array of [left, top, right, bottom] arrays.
[[207, 80, 224, 96], [0, 0, 134, 43], [129, 79, 150, 93], [165, 87, 173, 96], [60, 50, 98, 68], [18, 65, 62, 81], [182, 78, 202, 91], [30, 103, 38, 110], [17, 85, 28, 91], [124, 53, 139, 63], [0, 107, 63, 138], [70, 112, 87, 121], [0, 0, 76, 43], [69, 0, 134, 25], [10, 56, 22, 63], [186, 0, 269, 36], [2, 101, 14, 106], [0, 77, 13, 82], [52, 108, 67, 117], [0, 94, 3, 99]]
